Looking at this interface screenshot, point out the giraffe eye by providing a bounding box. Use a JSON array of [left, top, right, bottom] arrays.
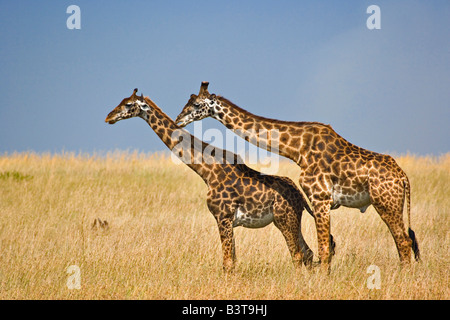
[[125, 103, 133, 108]]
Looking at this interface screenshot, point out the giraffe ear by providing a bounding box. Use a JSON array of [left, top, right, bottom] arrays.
[[198, 81, 210, 97]]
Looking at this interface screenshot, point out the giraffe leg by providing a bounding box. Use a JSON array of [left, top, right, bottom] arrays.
[[231, 236, 236, 262], [272, 204, 305, 270], [216, 218, 236, 273], [311, 200, 333, 272], [298, 227, 314, 268], [372, 203, 412, 264], [370, 179, 412, 264]]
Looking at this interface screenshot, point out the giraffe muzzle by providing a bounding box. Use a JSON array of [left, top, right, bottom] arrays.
[[175, 115, 192, 127], [105, 115, 117, 124]]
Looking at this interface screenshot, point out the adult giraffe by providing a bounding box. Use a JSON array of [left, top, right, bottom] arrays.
[[105, 88, 332, 273], [175, 82, 420, 271]]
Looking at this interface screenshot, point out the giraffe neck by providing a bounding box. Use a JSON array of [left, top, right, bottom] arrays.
[[140, 97, 223, 182], [139, 97, 180, 150], [213, 96, 306, 163]]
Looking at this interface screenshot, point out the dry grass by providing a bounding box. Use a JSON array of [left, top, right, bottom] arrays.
[[0, 151, 448, 299]]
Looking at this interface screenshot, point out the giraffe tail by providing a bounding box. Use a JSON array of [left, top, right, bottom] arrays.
[[404, 176, 420, 262]]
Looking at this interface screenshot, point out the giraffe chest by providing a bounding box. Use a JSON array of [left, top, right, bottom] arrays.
[[233, 205, 274, 229]]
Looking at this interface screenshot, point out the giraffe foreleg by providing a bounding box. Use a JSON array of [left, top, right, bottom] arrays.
[[311, 199, 333, 273], [216, 217, 236, 273]]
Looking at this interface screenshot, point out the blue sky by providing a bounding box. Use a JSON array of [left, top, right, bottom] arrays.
[[0, 1, 449, 156]]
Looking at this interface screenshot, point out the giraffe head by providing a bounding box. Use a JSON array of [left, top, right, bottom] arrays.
[[105, 88, 150, 124], [175, 81, 219, 127]]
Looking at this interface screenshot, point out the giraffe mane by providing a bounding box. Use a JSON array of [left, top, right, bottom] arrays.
[[217, 96, 331, 128]]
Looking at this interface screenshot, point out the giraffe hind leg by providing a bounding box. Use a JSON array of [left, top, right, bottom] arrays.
[[370, 187, 412, 263], [298, 227, 314, 268], [376, 206, 412, 264], [370, 175, 420, 264], [272, 203, 306, 270]]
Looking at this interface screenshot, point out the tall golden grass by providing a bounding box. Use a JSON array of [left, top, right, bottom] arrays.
[[0, 151, 448, 299]]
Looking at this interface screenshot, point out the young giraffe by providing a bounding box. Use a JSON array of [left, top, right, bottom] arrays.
[[105, 88, 333, 273], [175, 82, 420, 271]]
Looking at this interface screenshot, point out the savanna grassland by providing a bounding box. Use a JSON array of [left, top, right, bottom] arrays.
[[0, 151, 448, 299]]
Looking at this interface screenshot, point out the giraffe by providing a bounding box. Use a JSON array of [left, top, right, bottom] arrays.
[[105, 88, 334, 273], [175, 82, 420, 271]]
